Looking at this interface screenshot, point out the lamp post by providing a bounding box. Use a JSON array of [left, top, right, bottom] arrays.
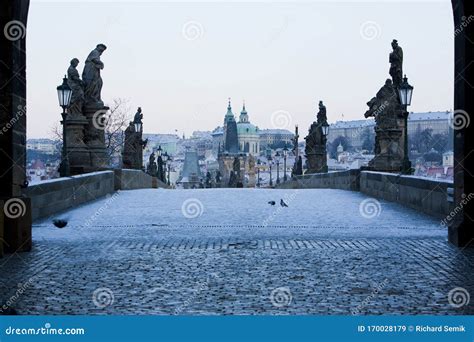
[[156, 145, 164, 181], [134, 117, 142, 133], [57, 76, 72, 177], [267, 156, 273, 187], [164, 152, 172, 186], [275, 151, 281, 184], [283, 146, 288, 182], [256, 159, 261, 187], [398, 75, 414, 174]]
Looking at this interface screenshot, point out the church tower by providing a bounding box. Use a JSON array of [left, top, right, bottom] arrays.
[[222, 98, 239, 154]]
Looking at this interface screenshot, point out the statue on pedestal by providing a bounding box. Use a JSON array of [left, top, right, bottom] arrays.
[[147, 152, 157, 176], [389, 39, 403, 88], [363, 40, 408, 172], [304, 101, 328, 174], [82, 44, 107, 107]]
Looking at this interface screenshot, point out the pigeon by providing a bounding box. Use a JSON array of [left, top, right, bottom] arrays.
[[280, 199, 289, 207], [268, 201, 276, 206], [53, 219, 68, 228]]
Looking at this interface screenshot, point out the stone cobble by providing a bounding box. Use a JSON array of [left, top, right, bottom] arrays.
[[0, 189, 472, 315], [1, 236, 473, 315]]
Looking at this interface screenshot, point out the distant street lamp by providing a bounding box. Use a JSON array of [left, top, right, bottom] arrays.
[[398, 75, 414, 174], [267, 155, 273, 187], [164, 152, 172, 186], [283, 146, 288, 182], [157, 145, 164, 181], [257, 159, 261, 187], [57, 76, 72, 177], [275, 151, 281, 185]]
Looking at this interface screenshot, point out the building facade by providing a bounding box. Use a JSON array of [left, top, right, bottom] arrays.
[[258, 129, 294, 151], [236, 103, 260, 156], [327, 111, 452, 150]]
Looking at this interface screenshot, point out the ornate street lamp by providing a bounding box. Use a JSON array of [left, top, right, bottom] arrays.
[[283, 146, 288, 182], [163, 152, 172, 186], [57, 76, 72, 177], [321, 121, 330, 137], [398, 75, 414, 107], [134, 118, 142, 133], [275, 151, 281, 185], [156, 145, 164, 181], [267, 155, 273, 187], [398, 75, 414, 174]]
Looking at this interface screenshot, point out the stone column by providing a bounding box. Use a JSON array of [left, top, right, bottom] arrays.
[[0, 0, 32, 253], [83, 105, 109, 172], [65, 113, 90, 175]]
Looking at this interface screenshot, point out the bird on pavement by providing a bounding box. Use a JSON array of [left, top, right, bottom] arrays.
[[280, 199, 289, 207], [53, 219, 68, 228], [268, 201, 276, 206]]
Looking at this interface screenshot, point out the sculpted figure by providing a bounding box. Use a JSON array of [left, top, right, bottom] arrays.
[[133, 107, 143, 132], [82, 44, 107, 106], [389, 39, 403, 87], [67, 58, 84, 116]]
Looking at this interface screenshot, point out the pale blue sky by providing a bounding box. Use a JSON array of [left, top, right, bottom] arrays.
[[27, 0, 454, 138]]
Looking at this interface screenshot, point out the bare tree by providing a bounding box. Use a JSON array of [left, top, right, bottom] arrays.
[[104, 98, 132, 167]]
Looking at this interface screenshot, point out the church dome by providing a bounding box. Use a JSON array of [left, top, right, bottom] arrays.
[[237, 102, 258, 135]]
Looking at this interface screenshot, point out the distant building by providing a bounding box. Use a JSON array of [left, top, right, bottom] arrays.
[[327, 111, 452, 150], [236, 102, 260, 156], [258, 129, 294, 151], [443, 151, 454, 167], [26, 139, 57, 154], [222, 99, 239, 154]]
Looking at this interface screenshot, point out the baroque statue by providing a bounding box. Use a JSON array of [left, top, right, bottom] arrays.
[[82, 44, 107, 107], [304, 101, 328, 173], [67, 58, 84, 117], [389, 39, 403, 88]]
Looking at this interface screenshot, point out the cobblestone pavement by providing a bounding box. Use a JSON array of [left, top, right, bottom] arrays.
[[1, 189, 473, 315]]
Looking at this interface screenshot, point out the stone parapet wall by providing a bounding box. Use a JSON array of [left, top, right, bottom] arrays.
[[277, 169, 453, 219], [277, 170, 360, 191], [24, 171, 115, 221], [360, 171, 453, 218], [23, 169, 163, 221]]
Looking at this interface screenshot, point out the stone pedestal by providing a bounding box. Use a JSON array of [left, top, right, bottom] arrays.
[[366, 120, 405, 172], [305, 147, 328, 174], [83, 105, 109, 171], [122, 131, 143, 170], [65, 113, 90, 175]]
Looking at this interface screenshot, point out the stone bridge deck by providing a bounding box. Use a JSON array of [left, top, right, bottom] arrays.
[[1, 189, 473, 315]]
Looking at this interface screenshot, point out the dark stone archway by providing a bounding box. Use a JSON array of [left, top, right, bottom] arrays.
[[450, 0, 474, 247], [0, 0, 31, 254], [0, 0, 472, 250]]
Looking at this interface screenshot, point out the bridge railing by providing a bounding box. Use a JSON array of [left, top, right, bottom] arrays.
[[276, 170, 453, 219]]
